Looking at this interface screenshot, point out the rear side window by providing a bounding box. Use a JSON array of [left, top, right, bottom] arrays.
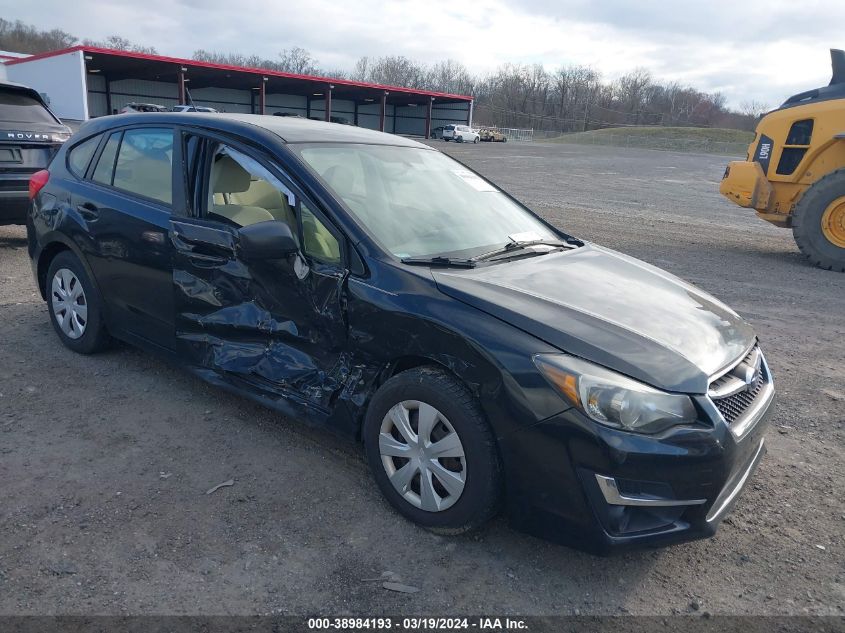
[[92, 132, 121, 185], [67, 135, 102, 178], [0, 90, 57, 125], [112, 128, 173, 204]]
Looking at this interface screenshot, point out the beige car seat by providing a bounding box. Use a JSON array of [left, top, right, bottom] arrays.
[[210, 155, 274, 226], [229, 178, 297, 229]]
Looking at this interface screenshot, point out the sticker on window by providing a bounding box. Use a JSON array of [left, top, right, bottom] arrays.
[[451, 169, 498, 192]]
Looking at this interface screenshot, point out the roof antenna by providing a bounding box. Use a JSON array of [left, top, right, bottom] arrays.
[[831, 49, 845, 85], [185, 85, 197, 109]]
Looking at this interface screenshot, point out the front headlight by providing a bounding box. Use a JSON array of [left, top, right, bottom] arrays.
[[534, 354, 697, 434]]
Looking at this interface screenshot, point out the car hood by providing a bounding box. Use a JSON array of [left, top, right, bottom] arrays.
[[431, 244, 755, 394]]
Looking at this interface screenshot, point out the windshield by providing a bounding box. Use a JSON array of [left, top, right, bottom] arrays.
[[294, 144, 557, 259], [0, 90, 58, 125]]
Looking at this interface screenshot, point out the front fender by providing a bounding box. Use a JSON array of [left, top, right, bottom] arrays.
[[342, 264, 570, 441]]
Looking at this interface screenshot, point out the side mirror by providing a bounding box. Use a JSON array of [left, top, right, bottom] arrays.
[[237, 220, 298, 260]]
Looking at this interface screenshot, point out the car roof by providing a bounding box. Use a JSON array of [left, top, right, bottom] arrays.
[[80, 112, 430, 147], [0, 79, 47, 102]]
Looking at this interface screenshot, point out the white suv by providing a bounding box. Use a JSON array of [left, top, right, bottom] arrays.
[[442, 124, 480, 143], [171, 105, 219, 113]]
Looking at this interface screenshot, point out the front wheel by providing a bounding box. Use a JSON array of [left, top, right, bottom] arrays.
[[363, 367, 502, 534], [792, 169, 845, 272], [473, 136, 479, 144]]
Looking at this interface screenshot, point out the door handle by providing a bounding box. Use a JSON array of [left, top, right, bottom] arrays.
[[76, 202, 99, 221]]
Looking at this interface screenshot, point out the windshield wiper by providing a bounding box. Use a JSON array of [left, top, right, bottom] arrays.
[[401, 255, 477, 268], [471, 239, 573, 262]]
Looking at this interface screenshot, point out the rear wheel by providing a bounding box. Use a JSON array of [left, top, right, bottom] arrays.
[[363, 367, 502, 534], [46, 251, 110, 353], [792, 169, 845, 272]]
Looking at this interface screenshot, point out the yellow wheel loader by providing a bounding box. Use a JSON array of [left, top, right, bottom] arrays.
[[720, 49, 845, 271]]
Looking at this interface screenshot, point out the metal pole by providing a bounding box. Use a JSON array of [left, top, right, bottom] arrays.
[[104, 76, 112, 115], [259, 78, 266, 115], [177, 67, 187, 105], [379, 91, 388, 132], [324, 84, 333, 122], [425, 97, 433, 139]]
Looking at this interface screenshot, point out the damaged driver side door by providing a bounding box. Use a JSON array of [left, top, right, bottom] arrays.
[[170, 132, 350, 422]]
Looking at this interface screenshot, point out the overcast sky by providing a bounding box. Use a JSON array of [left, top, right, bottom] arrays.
[[3, 0, 842, 108]]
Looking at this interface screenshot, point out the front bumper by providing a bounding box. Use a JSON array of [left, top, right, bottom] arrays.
[[500, 385, 775, 554]]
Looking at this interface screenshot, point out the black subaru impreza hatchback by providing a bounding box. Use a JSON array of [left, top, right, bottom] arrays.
[[27, 113, 774, 553]]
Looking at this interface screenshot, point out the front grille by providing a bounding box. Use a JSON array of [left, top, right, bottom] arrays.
[[708, 345, 771, 427], [713, 374, 766, 423]]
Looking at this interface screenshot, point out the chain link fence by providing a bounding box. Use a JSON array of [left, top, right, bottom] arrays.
[[477, 126, 534, 142]]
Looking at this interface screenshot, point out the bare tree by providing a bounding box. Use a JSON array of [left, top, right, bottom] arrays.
[[351, 57, 370, 82], [740, 100, 769, 118], [0, 18, 76, 54], [278, 47, 318, 75], [83, 35, 157, 54]]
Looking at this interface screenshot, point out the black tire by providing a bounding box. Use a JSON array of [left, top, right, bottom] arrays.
[[457, 136, 464, 143], [473, 136, 479, 144], [792, 169, 845, 272], [363, 366, 502, 534], [46, 251, 110, 354]]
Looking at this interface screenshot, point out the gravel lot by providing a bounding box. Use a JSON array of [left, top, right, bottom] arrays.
[[0, 140, 843, 617]]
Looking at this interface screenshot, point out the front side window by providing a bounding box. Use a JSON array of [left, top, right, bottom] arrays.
[[205, 143, 342, 265], [207, 144, 297, 232], [112, 128, 173, 204], [294, 144, 556, 259], [301, 202, 341, 264]]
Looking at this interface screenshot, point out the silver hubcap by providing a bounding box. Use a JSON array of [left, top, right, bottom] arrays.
[[51, 268, 88, 339], [379, 400, 466, 512]]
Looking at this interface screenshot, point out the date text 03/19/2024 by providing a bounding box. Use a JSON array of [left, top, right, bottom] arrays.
[[307, 617, 529, 630]]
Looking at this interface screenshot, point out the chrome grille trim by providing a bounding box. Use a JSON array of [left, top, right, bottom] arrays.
[[707, 346, 774, 439], [707, 340, 758, 384]]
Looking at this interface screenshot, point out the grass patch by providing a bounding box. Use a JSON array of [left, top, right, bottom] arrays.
[[543, 126, 754, 155]]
